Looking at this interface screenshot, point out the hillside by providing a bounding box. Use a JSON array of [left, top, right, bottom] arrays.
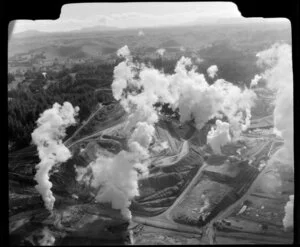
[[8, 19, 293, 245]]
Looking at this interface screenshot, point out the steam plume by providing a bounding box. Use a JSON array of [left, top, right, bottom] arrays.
[[151, 141, 169, 153], [257, 43, 293, 167], [250, 74, 262, 88], [113, 49, 256, 141], [80, 122, 155, 220], [78, 46, 257, 219], [207, 65, 218, 78], [283, 195, 294, 230], [207, 120, 231, 154], [32, 102, 79, 211], [200, 194, 210, 214], [112, 60, 134, 100], [38, 227, 55, 246], [255, 43, 293, 230], [88, 152, 139, 220], [117, 45, 131, 58], [156, 48, 165, 56]]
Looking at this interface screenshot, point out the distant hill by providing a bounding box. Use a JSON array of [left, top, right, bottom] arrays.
[[74, 25, 120, 33], [184, 17, 290, 28], [12, 30, 47, 39], [12, 25, 120, 39]]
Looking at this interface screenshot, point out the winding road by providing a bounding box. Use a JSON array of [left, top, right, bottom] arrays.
[[64, 103, 104, 147]]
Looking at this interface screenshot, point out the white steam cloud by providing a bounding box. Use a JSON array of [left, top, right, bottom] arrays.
[[88, 152, 139, 220], [79, 122, 155, 220], [111, 60, 134, 100], [38, 227, 55, 246], [255, 43, 293, 230], [156, 48, 166, 56], [77, 46, 257, 219], [250, 74, 262, 88], [32, 102, 79, 211], [257, 43, 293, 167], [76, 46, 159, 219], [117, 45, 131, 58], [283, 195, 294, 230], [200, 194, 210, 214], [207, 65, 218, 78], [114, 49, 256, 143], [207, 120, 231, 154], [151, 141, 169, 153]]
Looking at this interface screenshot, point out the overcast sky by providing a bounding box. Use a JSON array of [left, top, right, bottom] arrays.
[[12, 2, 243, 33]]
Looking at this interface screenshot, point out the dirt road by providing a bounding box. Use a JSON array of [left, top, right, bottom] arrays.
[[64, 104, 104, 147]]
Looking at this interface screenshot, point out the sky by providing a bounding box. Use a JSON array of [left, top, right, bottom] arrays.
[[12, 2, 243, 33]]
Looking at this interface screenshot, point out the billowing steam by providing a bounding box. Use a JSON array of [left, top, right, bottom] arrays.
[[117, 45, 131, 58], [156, 48, 165, 56], [207, 65, 218, 78], [250, 74, 262, 88], [257, 43, 293, 167], [151, 141, 169, 153], [38, 227, 55, 246], [283, 195, 294, 230], [78, 122, 155, 220], [255, 43, 293, 230], [207, 120, 231, 154], [32, 102, 79, 211], [75, 46, 159, 219], [77, 45, 257, 219], [112, 55, 255, 132], [112, 56, 134, 100], [88, 152, 139, 220]]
